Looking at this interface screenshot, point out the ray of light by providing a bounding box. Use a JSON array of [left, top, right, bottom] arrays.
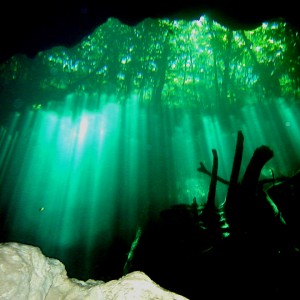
[[0, 94, 300, 280]]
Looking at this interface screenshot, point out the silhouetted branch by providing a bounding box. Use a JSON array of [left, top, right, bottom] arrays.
[[241, 145, 274, 194], [197, 162, 229, 185], [206, 149, 218, 208], [226, 130, 244, 201]]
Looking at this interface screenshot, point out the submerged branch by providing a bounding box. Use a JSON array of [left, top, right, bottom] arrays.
[[226, 130, 244, 206], [197, 162, 229, 185], [198, 157, 287, 188], [206, 149, 218, 208]]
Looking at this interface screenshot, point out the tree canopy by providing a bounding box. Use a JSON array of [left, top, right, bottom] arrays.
[[1, 15, 300, 117]]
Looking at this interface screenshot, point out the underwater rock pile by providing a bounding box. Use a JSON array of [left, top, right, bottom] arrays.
[[0, 242, 188, 300]]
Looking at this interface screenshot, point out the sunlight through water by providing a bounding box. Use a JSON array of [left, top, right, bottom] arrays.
[[0, 93, 300, 279]]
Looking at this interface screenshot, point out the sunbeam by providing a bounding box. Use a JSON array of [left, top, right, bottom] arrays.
[[1, 91, 300, 280]]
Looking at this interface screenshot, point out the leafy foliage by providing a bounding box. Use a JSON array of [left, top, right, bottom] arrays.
[[1, 15, 300, 112]]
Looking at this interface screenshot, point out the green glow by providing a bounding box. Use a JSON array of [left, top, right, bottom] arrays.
[[1, 94, 299, 269], [1, 15, 300, 280]]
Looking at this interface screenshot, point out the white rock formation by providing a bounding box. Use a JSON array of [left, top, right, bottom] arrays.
[[0, 242, 189, 300]]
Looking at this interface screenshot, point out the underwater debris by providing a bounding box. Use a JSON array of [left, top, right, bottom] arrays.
[[123, 226, 143, 275], [125, 130, 300, 299]]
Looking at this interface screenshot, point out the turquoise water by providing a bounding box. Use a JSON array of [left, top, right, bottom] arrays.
[[1, 93, 299, 278], [0, 17, 300, 280]]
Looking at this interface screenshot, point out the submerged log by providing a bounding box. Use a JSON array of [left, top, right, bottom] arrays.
[[226, 145, 276, 234], [223, 130, 244, 234], [206, 149, 218, 209], [199, 148, 230, 243], [225, 130, 244, 209], [125, 130, 299, 299], [267, 170, 300, 248], [228, 142, 297, 259], [241, 145, 274, 195], [194, 131, 296, 254]]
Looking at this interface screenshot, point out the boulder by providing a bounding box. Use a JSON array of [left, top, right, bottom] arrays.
[[0, 242, 188, 300]]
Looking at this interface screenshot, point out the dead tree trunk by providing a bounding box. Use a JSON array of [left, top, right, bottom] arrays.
[[223, 131, 244, 232], [206, 149, 218, 209], [226, 130, 244, 205]]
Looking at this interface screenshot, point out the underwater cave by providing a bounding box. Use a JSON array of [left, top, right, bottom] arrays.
[[1, 2, 300, 299]]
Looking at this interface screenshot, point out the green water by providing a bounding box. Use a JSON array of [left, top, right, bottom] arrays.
[[0, 16, 300, 280], [1, 93, 299, 277]]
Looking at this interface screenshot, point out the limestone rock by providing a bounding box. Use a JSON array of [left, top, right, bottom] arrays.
[[0, 242, 188, 300]]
